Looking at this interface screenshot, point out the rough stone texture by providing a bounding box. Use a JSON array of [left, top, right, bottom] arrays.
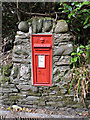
[[55, 20, 68, 33], [43, 19, 53, 32], [1, 19, 89, 110], [54, 44, 73, 56], [37, 19, 43, 33], [18, 21, 29, 32], [32, 19, 37, 33]]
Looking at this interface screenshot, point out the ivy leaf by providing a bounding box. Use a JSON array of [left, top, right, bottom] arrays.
[[59, 7, 63, 10], [79, 50, 83, 54], [84, 17, 89, 25], [74, 57, 78, 62], [62, 10, 69, 13], [68, 13, 72, 19], [71, 2, 74, 6], [77, 28, 80, 32], [71, 52, 76, 56], [83, 23, 90, 29], [80, 45, 85, 49]]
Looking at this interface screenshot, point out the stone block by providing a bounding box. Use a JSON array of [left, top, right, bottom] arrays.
[[60, 89, 67, 94], [46, 101, 56, 105], [18, 21, 29, 32], [53, 56, 60, 62], [14, 39, 29, 45], [11, 65, 19, 79], [43, 19, 53, 32], [54, 44, 73, 56], [12, 57, 30, 64], [54, 33, 72, 42], [37, 19, 43, 32], [26, 96, 39, 101], [32, 19, 37, 33], [38, 101, 45, 106], [16, 84, 31, 91], [19, 64, 29, 78], [55, 20, 68, 33], [55, 56, 70, 66]]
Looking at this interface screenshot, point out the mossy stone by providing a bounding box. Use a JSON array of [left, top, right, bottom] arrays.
[[18, 21, 29, 32], [55, 20, 68, 33], [1, 76, 10, 84], [3, 64, 12, 76]]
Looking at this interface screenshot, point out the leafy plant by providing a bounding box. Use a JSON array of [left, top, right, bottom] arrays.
[[69, 45, 90, 106], [58, 2, 90, 45]]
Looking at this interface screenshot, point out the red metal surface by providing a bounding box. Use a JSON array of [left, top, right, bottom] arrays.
[[31, 34, 53, 86]]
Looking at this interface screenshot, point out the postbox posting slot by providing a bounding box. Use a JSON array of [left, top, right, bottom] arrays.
[[34, 44, 51, 48], [34, 44, 51, 51]]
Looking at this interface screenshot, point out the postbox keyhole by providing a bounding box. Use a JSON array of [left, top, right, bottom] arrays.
[[40, 37, 45, 43]]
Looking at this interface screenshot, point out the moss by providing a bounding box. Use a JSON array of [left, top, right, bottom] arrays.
[[56, 79, 61, 83], [57, 19, 66, 23], [26, 91, 41, 97], [45, 17, 52, 20], [50, 86, 60, 90], [9, 95, 20, 101], [27, 19, 32, 24], [53, 23, 56, 28], [1, 76, 10, 84], [3, 64, 13, 76]]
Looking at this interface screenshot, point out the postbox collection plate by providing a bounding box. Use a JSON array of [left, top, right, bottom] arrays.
[[31, 34, 53, 86]]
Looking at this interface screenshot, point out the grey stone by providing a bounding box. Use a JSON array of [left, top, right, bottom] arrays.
[[26, 96, 39, 101], [17, 31, 25, 35], [14, 49, 22, 55], [32, 86, 39, 93], [62, 71, 71, 82], [25, 101, 35, 105], [43, 19, 53, 32], [12, 58, 30, 64], [32, 19, 37, 33], [11, 65, 19, 79], [54, 44, 73, 56], [54, 34, 72, 42], [55, 56, 70, 66], [19, 64, 29, 78], [12, 78, 20, 84], [53, 68, 58, 75], [38, 101, 45, 106], [15, 35, 28, 39], [37, 19, 43, 32], [2, 88, 18, 93], [46, 101, 56, 105], [55, 20, 68, 33], [53, 56, 60, 62], [18, 21, 29, 32], [14, 39, 29, 45], [61, 89, 67, 94], [16, 84, 31, 91]]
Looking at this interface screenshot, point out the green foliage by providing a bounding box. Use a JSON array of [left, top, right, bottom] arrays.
[[70, 45, 90, 68], [1, 76, 10, 84], [3, 64, 13, 76], [69, 45, 90, 106], [69, 66, 89, 106], [58, 2, 90, 45]]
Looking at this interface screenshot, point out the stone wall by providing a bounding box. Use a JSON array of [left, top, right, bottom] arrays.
[[0, 18, 87, 109]]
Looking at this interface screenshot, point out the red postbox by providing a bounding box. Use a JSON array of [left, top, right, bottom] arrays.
[[31, 34, 53, 86]]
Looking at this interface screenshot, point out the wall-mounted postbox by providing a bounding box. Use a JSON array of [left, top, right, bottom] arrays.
[[31, 34, 53, 86]]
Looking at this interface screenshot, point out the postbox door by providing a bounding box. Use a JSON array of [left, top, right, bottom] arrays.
[[31, 34, 53, 86], [35, 54, 50, 84]]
